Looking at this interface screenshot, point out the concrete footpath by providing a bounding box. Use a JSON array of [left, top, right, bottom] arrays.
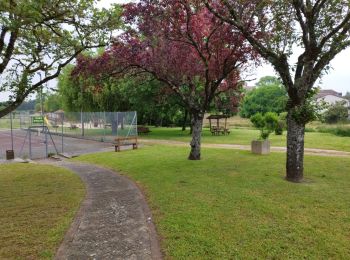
[[43, 160, 162, 260]]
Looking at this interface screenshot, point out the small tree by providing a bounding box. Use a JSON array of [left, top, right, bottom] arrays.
[[324, 101, 349, 124], [250, 112, 278, 140]]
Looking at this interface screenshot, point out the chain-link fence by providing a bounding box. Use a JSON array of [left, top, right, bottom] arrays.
[[44, 111, 137, 142], [0, 111, 137, 160]]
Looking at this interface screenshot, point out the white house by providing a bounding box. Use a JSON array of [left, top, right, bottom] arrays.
[[316, 89, 350, 106]]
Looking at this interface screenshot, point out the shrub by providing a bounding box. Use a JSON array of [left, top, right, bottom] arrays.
[[275, 112, 288, 135], [323, 101, 349, 124], [316, 126, 350, 137], [250, 112, 278, 140], [275, 121, 284, 135], [305, 127, 316, 132]]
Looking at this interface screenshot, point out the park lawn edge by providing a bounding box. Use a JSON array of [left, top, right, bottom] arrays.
[[0, 163, 86, 259]]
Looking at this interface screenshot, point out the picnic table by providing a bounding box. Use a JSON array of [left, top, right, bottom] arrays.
[[69, 124, 78, 130], [210, 126, 230, 136], [137, 126, 151, 135]]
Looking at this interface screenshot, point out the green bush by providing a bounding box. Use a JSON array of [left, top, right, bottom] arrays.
[[250, 112, 278, 140], [275, 112, 288, 135], [274, 121, 284, 135], [305, 127, 316, 132], [323, 101, 349, 124]]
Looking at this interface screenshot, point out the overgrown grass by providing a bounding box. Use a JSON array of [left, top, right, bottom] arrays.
[[0, 163, 85, 259], [141, 127, 350, 152], [0, 117, 21, 129], [315, 125, 350, 137], [76, 146, 350, 259]]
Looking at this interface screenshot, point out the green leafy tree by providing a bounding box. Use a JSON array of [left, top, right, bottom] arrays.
[[44, 93, 62, 112], [206, 1, 350, 182], [0, 0, 121, 118], [240, 76, 287, 118], [58, 65, 96, 112], [324, 101, 349, 124], [58, 65, 185, 126]]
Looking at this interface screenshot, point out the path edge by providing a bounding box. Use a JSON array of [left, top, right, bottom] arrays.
[[39, 160, 162, 260]]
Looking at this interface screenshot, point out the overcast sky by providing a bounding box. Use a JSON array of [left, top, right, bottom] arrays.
[[0, 0, 349, 102]]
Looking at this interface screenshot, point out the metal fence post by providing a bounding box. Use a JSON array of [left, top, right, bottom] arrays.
[[81, 110, 85, 137], [29, 129, 32, 160], [10, 112, 14, 151], [45, 126, 48, 158], [116, 112, 119, 137], [62, 113, 64, 153]]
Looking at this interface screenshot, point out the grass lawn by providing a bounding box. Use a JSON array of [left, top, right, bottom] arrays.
[[0, 117, 21, 129], [0, 163, 85, 259], [140, 127, 350, 152], [76, 145, 350, 259]]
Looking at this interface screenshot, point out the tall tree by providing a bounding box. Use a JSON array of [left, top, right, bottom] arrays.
[[59, 64, 185, 126], [75, 0, 258, 160], [206, 0, 350, 181], [0, 0, 121, 118], [240, 76, 287, 118]]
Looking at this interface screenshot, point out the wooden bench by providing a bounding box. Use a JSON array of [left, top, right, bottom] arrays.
[[114, 136, 138, 152], [137, 126, 151, 135]]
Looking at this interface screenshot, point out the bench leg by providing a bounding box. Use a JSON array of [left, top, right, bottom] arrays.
[[115, 145, 120, 152], [133, 143, 138, 150]]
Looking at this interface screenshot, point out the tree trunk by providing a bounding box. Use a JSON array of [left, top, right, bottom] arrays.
[[189, 114, 193, 134], [119, 113, 124, 130], [188, 113, 203, 160], [182, 109, 188, 131], [286, 112, 305, 182], [110, 113, 118, 135]]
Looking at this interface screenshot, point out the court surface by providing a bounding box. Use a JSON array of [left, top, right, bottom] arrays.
[[0, 129, 113, 160]]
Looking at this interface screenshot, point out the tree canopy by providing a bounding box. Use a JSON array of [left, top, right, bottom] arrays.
[[240, 76, 287, 118], [0, 0, 121, 118], [206, 0, 350, 181], [74, 0, 259, 160], [58, 63, 186, 126]]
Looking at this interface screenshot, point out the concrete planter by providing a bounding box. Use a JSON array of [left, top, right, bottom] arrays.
[[251, 140, 270, 155]]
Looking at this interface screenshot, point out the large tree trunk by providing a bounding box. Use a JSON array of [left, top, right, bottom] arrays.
[[286, 112, 305, 182], [188, 113, 203, 160]]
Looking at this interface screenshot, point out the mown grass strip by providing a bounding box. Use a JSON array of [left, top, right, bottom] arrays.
[[76, 145, 350, 259]]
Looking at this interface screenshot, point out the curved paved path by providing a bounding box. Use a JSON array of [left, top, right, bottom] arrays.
[[44, 160, 161, 260]]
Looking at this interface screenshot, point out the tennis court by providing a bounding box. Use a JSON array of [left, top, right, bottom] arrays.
[[0, 128, 113, 160]]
